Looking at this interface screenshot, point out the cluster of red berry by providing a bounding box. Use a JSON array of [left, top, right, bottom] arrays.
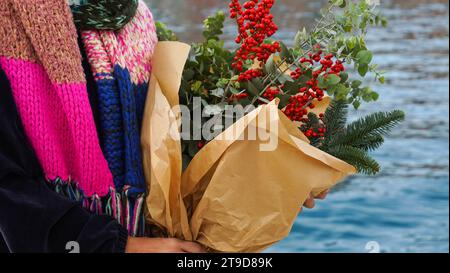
[[297, 44, 344, 71], [229, 0, 280, 82], [283, 48, 345, 122], [228, 92, 250, 101], [262, 86, 280, 101], [304, 125, 326, 139], [290, 67, 302, 79], [300, 50, 345, 78], [226, 2, 348, 142], [283, 95, 313, 122], [301, 113, 326, 139], [237, 69, 262, 82]]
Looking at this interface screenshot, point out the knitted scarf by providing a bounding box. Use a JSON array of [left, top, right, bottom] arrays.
[[0, 0, 113, 197], [80, 0, 158, 196], [0, 0, 157, 236]]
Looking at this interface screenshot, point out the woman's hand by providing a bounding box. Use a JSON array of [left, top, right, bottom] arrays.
[[125, 237, 206, 253], [302, 189, 329, 210]]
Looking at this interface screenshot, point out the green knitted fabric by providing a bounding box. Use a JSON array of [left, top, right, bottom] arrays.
[[71, 0, 139, 31]]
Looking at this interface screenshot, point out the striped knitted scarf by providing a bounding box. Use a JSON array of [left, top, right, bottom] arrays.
[[0, 0, 157, 236], [0, 0, 113, 196], [80, 0, 158, 198]]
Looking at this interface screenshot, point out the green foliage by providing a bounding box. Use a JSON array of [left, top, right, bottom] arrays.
[[154, 2, 395, 171], [285, 0, 388, 107], [179, 11, 234, 106], [327, 145, 381, 175], [155, 21, 178, 41], [157, 0, 388, 109], [158, 0, 388, 109], [202, 11, 226, 41], [334, 110, 406, 149], [323, 99, 348, 138], [312, 100, 405, 175], [176, 12, 235, 167]]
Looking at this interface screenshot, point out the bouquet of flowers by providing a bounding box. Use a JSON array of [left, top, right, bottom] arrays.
[[141, 0, 405, 252]]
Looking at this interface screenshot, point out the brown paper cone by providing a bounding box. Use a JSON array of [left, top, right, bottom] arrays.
[[142, 41, 356, 252], [181, 100, 356, 252], [141, 41, 192, 240]]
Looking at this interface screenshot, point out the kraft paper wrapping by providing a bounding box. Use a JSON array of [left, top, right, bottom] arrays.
[[141, 41, 356, 252], [141, 41, 192, 240]]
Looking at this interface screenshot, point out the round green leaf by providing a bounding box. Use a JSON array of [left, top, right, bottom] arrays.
[[358, 64, 369, 77], [356, 50, 373, 65], [327, 74, 342, 86]]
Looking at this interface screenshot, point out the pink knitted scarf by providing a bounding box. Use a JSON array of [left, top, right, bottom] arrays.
[[0, 0, 113, 197]]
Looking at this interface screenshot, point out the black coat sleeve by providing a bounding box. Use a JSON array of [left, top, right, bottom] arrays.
[[0, 64, 128, 253], [0, 175, 128, 253]]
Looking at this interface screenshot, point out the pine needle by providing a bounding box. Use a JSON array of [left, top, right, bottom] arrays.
[[327, 145, 381, 175], [324, 99, 348, 137], [318, 100, 405, 175], [336, 110, 405, 148]]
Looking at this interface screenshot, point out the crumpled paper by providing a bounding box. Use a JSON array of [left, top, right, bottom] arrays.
[[141, 41, 356, 252]]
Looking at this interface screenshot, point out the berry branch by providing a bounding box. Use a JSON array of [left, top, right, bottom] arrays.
[[154, 0, 393, 168]]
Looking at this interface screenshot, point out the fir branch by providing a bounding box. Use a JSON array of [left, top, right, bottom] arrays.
[[324, 99, 348, 137], [326, 145, 381, 175], [351, 133, 385, 152], [333, 110, 405, 148], [319, 100, 404, 175]]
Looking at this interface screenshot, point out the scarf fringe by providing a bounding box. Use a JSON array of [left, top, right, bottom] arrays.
[[48, 178, 146, 237]]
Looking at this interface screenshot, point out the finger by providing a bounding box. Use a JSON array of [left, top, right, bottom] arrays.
[[315, 190, 329, 200], [167, 249, 188, 253], [181, 241, 207, 253], [165, 238, 189, 253], [181, 242, 206, 253], [303, 194, 316, 209]]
